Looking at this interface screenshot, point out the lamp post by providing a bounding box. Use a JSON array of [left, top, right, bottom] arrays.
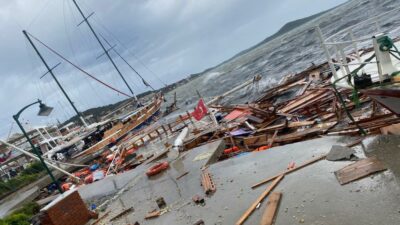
[[12, 99, 63, 194]]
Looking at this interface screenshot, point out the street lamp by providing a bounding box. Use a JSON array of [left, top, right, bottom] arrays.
[[12, 99, 63, 194]]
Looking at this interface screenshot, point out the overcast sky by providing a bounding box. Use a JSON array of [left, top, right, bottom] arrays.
[[0, 0, 347, 137]]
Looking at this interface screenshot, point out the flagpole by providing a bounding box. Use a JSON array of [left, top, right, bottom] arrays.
[[196, 90, 219, 126]]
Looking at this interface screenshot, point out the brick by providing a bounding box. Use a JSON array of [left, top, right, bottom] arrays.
[[41, 191, 92, 225]]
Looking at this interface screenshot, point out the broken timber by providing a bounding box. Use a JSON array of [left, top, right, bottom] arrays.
[[109, 207, 133, 222], [236, 175, 284, 225], [334, 156, 387, 185], [145, 210, 161, 219], [259, 192, 282, 225], [252, 154, 327, 189]]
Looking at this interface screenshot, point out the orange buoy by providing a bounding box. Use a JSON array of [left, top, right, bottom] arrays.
[[126, 147, 137, 155], [61, 182, 71, 191], [84, 174, 94, 184], [254, 145, 271, 152], [223, 146, 240, 154], [146, 162, 169, 177]]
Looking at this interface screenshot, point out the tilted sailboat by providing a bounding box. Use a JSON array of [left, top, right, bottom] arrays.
[[24, 0, 164, 160]]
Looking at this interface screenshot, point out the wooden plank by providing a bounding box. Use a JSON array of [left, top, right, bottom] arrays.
[[145, 210, 161, 219], [92, 211, 110, 225], [260, 192, 282, 225], [145, 148, 170, 165], [176, 171, 189, 180], [278, 90, 324, 113], [251, 154, 326, 189], [335, 157, 387, 185], [287, 120, 315, 128], [345, 138, 364, 147], [267, 130, 278, 147], [247, 122, 337, 147], [110, 207, 133, 222], [236, 175, 284, 225], [246, 115, 265, 124], [380, 123, 400, 135], [257, 120, 314, 133], [297, 80, 312, 96], [256, 123, 286, 133]]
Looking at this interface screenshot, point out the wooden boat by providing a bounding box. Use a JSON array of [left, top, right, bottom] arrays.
[[73, 94, 163, 158]]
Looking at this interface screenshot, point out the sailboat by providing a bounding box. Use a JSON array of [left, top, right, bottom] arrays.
[[24, 0, 164, 161]]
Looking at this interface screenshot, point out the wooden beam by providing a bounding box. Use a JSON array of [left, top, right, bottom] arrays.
[[109, 207, 133, 222], [236, 175, 284, 225], [259, 192, 282, 225], [267, 130, 278, 147], [251, 154, 326, 189]]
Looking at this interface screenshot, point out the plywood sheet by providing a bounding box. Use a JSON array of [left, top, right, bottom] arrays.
[[334, 157, 387, 185], [260, 192, 282, 225]]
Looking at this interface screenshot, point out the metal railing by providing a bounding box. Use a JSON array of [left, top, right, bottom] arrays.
[[316, 6, 400, 85]]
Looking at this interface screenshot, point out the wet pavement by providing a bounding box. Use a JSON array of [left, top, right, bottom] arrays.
[[94, 135, 400, 225]]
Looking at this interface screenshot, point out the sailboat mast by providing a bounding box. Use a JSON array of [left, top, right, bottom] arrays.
[[23, 30, 88, 127], [71, 0, 139, 102], [100, 35, 156, 91]]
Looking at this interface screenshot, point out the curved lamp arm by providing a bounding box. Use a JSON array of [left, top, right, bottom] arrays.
[[13, 99, 42, 120]]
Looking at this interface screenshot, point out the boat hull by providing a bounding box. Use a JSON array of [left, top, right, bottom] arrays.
[[73, 95, 163, 158]]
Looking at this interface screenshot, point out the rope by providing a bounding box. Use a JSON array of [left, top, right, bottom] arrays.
[[89, 16, 168, 87], [99, 33, 156, 91], [26, 32, 133, 98]]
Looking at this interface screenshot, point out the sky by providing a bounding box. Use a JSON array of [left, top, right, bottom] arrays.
[[0, 0, 347, 137]]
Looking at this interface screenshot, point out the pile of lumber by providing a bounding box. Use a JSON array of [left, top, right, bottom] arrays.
[[193, 62, 398, 153]]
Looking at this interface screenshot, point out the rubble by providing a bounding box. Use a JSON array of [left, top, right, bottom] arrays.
[[25, 45, 400, 225]]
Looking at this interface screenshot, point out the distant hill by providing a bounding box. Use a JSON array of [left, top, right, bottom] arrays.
[[215, 10, 334, 69]]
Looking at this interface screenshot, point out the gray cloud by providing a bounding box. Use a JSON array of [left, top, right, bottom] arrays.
[[0, 0, 347, 137]]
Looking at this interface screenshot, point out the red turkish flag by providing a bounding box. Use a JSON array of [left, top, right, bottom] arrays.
[[191, 99, 208, 121]]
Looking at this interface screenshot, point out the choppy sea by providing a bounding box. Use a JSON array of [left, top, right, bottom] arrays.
[[161, 0, 400, 118]]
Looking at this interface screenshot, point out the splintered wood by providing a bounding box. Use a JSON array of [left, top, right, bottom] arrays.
[[260, 192, 282, 225], [252, 154, 327, 189], [236, 175, 284, 225], [335, 156, 387, 185], [201, 169, 216, 195], [109, 207, 133, 222], [145, 210, 161, 219]]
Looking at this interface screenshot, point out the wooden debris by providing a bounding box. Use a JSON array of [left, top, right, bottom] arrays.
[[145, 210, 161, 219], [267, 130, 278, 147], [335, 156, 387, 185], [236, 175, 284, 225], [92, 211, 110, 225], [176, 171, 189, 180], [201, 169, 216, 195], [345, 138, 364, 148], [243, 122, 337, 147], [252, 154, 327, 189], [260, 192, 282, 225], [109, 207, 133, 222], [380, 123, 400, 135], [145, 148, 170, 165]]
